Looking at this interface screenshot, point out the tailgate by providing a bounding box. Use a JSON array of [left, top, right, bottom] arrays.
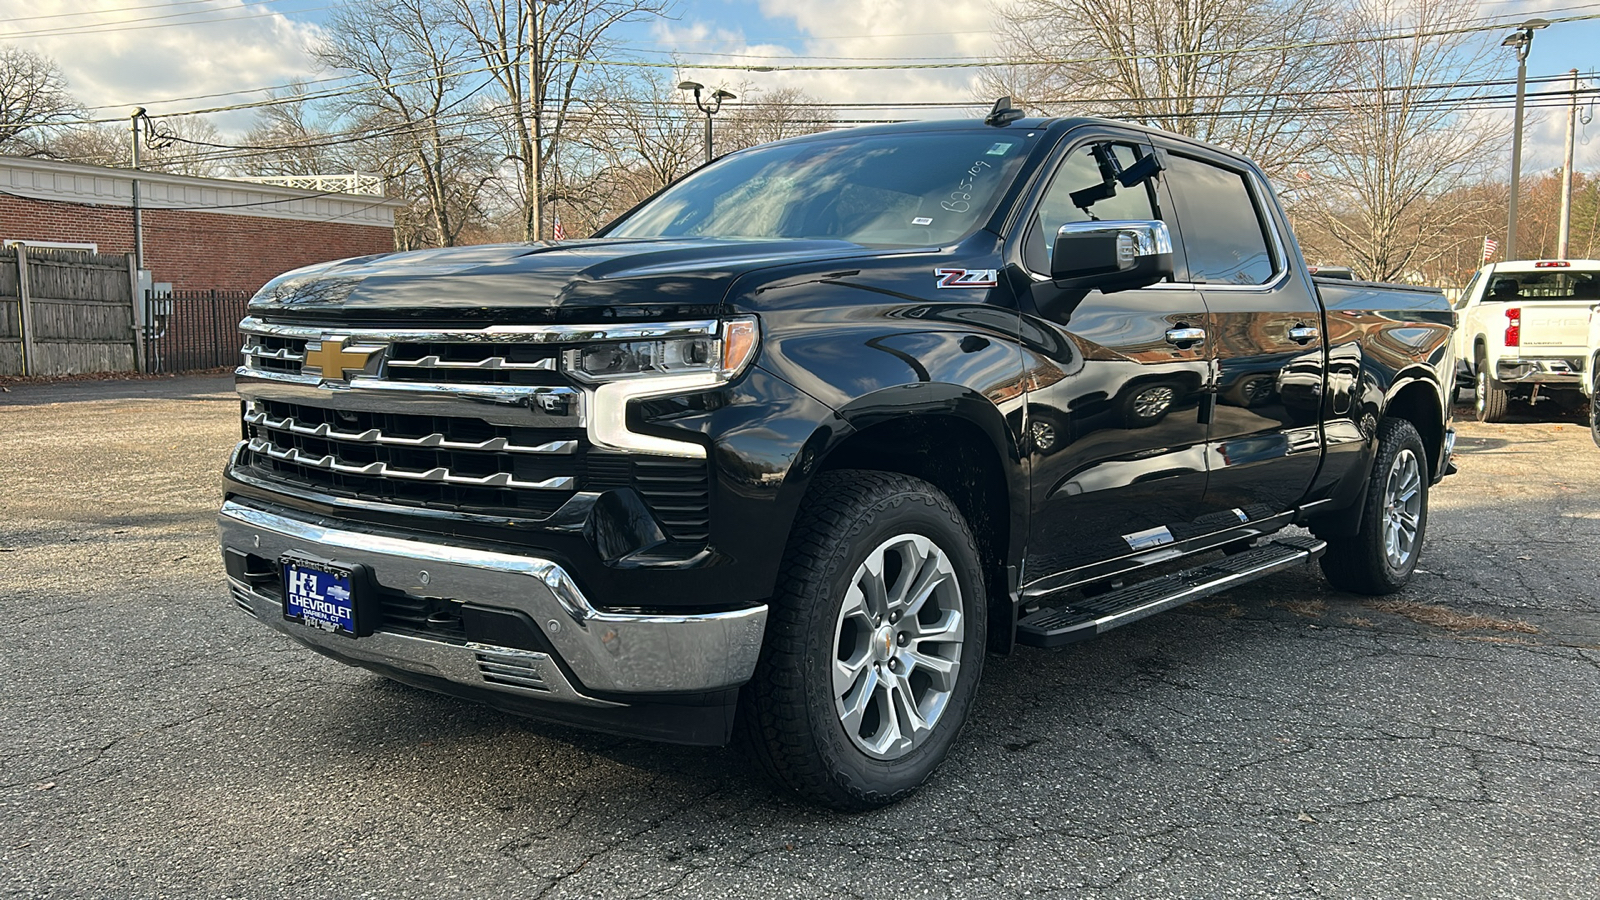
[[1518, 302, 1593, 355]]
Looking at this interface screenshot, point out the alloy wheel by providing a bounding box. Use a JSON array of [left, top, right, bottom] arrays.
[[831, 534, 964, 760], [1382, 448, 1423, 570]]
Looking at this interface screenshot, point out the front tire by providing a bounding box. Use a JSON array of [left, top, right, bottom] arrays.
[[741, 470, 987, 810], [1319, 418, 1429, 595]]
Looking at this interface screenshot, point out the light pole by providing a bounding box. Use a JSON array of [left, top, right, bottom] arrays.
[[678, 81, 736, 164], [1502, 18, 1549, 261]]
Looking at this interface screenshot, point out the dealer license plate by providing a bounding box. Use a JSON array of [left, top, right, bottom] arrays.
[[281, 556, 359, 636]]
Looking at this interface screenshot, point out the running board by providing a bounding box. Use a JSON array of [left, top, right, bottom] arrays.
[[1014, 535, 1326, 648]]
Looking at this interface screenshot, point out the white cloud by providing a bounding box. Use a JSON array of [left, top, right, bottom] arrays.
[[662, 0, 1600, 174], [1, 1, 322, 132], [663, 0, 1000, 120], [1520, 85, 1600, 174]]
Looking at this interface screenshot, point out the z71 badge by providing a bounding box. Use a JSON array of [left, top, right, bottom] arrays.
[[934, 268, 999, 289]]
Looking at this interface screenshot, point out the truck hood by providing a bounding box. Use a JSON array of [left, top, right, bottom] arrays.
[[248, 238, 895, 321]]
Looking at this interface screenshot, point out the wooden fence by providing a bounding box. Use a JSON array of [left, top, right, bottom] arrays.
[[0, 246, 139, 377]]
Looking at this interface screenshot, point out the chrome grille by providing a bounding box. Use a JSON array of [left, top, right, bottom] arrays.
[[243, 335, 307, 375], [235, 318, 715, 537], [385, 343, 561, 386], [241, 397, 583, 516], [245, 437, 574, 490], [244, 401, 576, 456]]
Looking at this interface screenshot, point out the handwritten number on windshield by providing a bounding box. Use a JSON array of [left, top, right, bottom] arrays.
[[942, 159, 993, 213]]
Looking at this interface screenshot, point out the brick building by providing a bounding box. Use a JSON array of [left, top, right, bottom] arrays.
[[0, 155, 403, 293]]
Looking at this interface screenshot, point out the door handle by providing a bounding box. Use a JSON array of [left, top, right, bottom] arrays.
[[1288, 325, 1320, 344], [1165, 327, 1205, 345]]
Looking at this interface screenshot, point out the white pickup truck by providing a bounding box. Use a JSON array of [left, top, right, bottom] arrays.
[[1454, 259, 1600, 421]]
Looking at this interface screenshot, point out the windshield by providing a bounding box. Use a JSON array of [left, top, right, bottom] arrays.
[[1482, 269, 1600, 302], [608, 131, 1035, 248]]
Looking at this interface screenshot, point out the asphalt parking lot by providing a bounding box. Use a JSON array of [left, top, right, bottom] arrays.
[[3, 376, 1598, 899]]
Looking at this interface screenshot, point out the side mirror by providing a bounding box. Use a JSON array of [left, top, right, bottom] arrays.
[[1050, 220, 1174, 293]]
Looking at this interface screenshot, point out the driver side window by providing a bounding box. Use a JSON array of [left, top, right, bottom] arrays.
[[1023, 142, 1158, 273]]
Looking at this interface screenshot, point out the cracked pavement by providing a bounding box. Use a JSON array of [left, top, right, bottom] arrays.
[[2, 376, 1598, 898]]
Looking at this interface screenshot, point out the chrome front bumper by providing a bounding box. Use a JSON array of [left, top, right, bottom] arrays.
[[218, 500, 768, 705]]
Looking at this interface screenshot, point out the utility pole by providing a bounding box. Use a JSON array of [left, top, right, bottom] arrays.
[[1502, 19, 1549, 261], [130, 108, 145, 271], [527, 0, 544, 241], [1557, 68, 1579, 260]]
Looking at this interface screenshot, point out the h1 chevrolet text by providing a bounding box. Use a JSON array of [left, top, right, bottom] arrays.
[[219, 102, 1457, 809]]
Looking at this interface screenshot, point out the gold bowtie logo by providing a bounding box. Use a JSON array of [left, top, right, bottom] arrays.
[[303, 336, 383, 381]]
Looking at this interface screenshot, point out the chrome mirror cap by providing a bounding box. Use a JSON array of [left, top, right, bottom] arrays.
[[1055, 219, 1173, 259]]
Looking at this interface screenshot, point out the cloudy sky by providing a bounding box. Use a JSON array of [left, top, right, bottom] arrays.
[[4, 0, 1597, 172]]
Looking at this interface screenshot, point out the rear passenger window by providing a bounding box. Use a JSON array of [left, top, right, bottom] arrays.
[[1164, 154, 1277, 285]]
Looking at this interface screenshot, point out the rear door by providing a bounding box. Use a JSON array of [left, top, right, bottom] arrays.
[[1157, 147, 1324, 517]]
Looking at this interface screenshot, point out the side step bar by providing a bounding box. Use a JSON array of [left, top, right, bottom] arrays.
[[1015, 535, 1327, 648]]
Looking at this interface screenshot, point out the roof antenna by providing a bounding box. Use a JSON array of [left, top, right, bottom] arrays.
[[985, 96, 1025, 127]]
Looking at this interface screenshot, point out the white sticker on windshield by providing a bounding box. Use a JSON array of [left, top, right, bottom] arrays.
[[986, 142, 1013, 156], [912, 216, 933, 225]]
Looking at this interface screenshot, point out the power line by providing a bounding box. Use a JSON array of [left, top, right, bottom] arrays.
[[650, 12, 1600, 72], [37, 8, 1600, 124], [0, 1, 325, 41], [5, 0, 259, 25]]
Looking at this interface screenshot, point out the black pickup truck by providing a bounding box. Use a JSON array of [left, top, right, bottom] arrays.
[[218, 105, 1456, 809]]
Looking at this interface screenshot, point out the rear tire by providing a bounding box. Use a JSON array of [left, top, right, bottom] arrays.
[[1591, 366, 1600, 449], [1474, 350, 1508, 422], [1319, 418, 1429, 595], [740, 470, 986, 810]]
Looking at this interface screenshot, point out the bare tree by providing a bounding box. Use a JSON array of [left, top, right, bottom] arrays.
[[39, 115, 227, 178], [316, 0, 499, 246], [556, 75, 835, 238], [1293, 0, 1504, 282], [0, 48, 81, 155], [237, 83, 351, 177], [558, 67, 700, 235], [445, 0, 671, 241], [40, 123, 125, 167], [719, 86, 835, 152], [984, 0, 1343, 179]]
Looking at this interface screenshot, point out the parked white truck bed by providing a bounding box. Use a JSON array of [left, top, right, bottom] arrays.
[[1454, 259, 1600, 422]]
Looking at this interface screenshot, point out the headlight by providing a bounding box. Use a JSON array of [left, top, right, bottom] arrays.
[[563, 317, 759, 383]]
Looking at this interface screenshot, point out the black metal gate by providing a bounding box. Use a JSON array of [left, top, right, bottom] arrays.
[[143, 290, 252, 373]]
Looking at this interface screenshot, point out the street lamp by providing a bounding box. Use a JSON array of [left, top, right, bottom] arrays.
[[1502, 17, 1549, 260], [679, 81, 737, 164]]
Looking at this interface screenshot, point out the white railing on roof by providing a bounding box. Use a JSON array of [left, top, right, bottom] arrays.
[[239, 172, 384, 197]]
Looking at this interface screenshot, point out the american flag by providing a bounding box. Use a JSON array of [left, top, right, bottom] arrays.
[[552, 216, 565, 241], [1482, 236, 1499, 261]]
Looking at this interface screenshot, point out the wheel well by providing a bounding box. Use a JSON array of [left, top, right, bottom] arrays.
[[1385, 381, 1445, 478], [819, 415, 1012, 651]]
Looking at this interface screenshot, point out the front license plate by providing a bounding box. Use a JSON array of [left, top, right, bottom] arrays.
[[281, 556, 359, 637]]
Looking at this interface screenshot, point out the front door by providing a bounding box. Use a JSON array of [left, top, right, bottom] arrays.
[[1015, 136, 1215, 583]]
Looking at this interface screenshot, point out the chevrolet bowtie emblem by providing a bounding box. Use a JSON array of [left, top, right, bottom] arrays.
[[303, 336, 383, 381]]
